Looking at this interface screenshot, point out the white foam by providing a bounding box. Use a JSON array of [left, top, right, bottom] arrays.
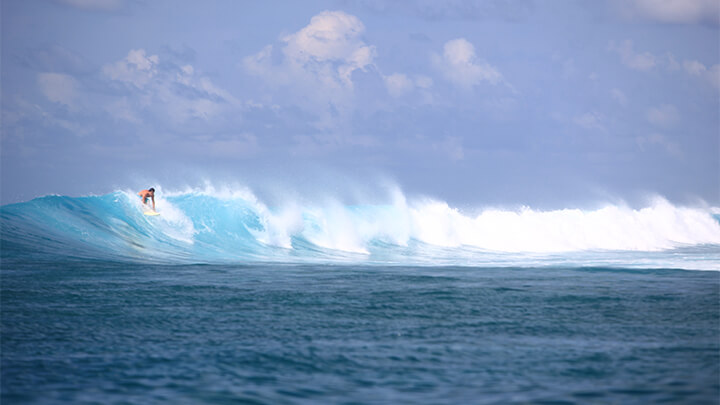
[[302, 201, 371, 254], [121, 184, 720, 256], [404, 197, 720, 253], [253, 202, 303, 249], [160, 182, 258, 202]]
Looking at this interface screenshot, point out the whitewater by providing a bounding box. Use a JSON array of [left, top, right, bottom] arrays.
[[2, 185, 719, 270]]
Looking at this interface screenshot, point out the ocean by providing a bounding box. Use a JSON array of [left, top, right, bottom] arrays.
[[2, 189, 719, 404]]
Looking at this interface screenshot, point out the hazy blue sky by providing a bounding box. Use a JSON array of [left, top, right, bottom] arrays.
[[2, 0, 718, 207]]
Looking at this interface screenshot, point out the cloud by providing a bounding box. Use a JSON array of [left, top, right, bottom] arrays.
[[683, 60, 706, 75], [102, 49, 159, 89], [664, 52, 681, 70], [102, 49, 239, 125], [383, 73, 414, 97], [614, 0, 720, 25], [432, 38, 503, 89], [611, 88, 628, 106], [243, 11, 375, 106], [243, 45, 274, 78], [683, 60, 720, 88], [609, 40, 656, 71], [646, 104, 680, 128], [282, 10, 375, 87], [610, 41, 719, 88], [4, 96, 94, 139], [383, 73, 433, 97], [37, 72, 79, 109], [243, 11, 376, 127], [573, 111, 605, 130], [20, 44, 93, 75], [636, 133, 682, 157]]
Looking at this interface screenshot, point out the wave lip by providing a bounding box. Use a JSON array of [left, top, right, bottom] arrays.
[[1, 190, 719, 269]]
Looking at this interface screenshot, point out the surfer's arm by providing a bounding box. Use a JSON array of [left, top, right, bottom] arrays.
[[151, 196, 155, 210]]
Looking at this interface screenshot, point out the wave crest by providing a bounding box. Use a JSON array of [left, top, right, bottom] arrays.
[[2, 188, 719, 268]]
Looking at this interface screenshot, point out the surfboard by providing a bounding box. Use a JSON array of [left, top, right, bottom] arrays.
[[144, 211, 160, 216]]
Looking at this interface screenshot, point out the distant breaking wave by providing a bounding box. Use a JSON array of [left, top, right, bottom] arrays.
[[1, 187, 719, 269]]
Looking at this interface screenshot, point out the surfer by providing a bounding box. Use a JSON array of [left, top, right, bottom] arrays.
[[138, 188, 156, 211]]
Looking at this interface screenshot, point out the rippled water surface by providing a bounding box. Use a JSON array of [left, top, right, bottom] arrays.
[[2, 261, 718, 404]]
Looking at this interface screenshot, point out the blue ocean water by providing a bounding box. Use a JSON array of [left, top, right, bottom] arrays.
[[2, 190, 720, 403]]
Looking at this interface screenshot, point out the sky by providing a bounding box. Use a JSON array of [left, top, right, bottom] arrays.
[[1, 0, 718, 208]]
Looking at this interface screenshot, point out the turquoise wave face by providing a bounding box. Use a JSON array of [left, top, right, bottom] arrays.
[[2, 190, 720, 269]]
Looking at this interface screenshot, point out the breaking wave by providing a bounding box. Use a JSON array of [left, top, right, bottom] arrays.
[[2, 186, 719, 269]]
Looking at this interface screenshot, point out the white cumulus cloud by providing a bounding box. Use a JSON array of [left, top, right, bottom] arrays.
[[244, 11, 375, 91], [384, 73, 414, 97], [103, 49, 239, 124], [102, 49, 159, 89], [432, 38, 503, 89], [610, 42, 719, 88], [282, 10, 375, 87], [383, 73, 433, 97], [610, 40, 656, 71], [683, 60, 720, 88], [243, 10, 377, 127], [37, 72, 79, 109]]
